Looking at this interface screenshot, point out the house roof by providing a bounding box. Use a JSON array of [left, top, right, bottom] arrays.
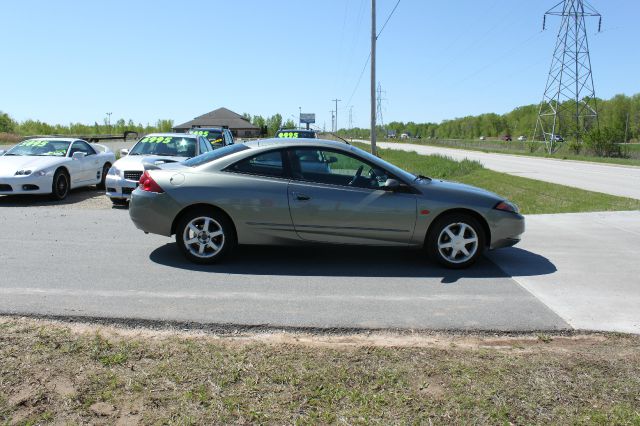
[[174, 107, 259, 130]]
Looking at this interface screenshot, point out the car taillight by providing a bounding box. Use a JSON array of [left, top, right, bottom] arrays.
[[138, 171, 164, 193]]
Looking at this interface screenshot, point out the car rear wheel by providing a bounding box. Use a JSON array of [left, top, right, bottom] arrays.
[[50, 169, 70, 201], [176, 209, 236, 264], [426, 213, 485, 269]]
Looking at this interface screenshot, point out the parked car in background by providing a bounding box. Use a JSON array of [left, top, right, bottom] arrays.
[[517, 135, 527, 141], [479, 136, 486, 141], [551, 134, 564, 142], [275, 129, 317, 139], [188, 127, 234, 149], [129, 138, 524, 269], [105, 133, 213, 205], [0, 138, 114, 200], [502, 135, 512, 142]]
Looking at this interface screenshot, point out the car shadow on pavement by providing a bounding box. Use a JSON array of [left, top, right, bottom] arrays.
[[149, 243, 556, 283], [0, 187, 106, 207]]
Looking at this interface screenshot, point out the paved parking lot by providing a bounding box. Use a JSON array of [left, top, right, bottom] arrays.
[[1, 190, 638, 333]]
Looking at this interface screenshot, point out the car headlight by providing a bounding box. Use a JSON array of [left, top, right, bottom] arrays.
[[35, 170, 47, 176], [494, 200, 519, 214], [108, 166, 120, 176], [14, 169, 32, 176]]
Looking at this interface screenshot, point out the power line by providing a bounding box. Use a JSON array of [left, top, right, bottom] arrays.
[[376, 0, 401, 39]]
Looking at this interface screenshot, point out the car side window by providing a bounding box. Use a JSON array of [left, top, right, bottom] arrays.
[[199, 137, 210, 153], [288, 148, 391, 190], [225, 129, 234, 145], [229, 150, 284, 177], [69, 140, 96, 157]]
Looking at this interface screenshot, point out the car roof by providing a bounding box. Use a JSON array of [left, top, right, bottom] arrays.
[[21, 137, 79, 142], [277, 129, 316, 132], [189, 127, 224, 131], [244, 138, 349, 150]]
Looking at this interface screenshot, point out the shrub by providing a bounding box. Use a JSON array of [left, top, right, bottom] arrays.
[[584, 127, 626, 158]]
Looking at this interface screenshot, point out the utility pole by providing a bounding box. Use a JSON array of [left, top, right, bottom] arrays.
[[330, 110, 335, 133], [298, 106, 301, 129], [370, 0, 377, 155], [624, 112, 630, 143], [332, 99, 341, 132], [106, 112, 112, 134], [348, 106, 353, 130]]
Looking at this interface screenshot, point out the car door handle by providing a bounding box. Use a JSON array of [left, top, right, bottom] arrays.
[[293, 192, 311, 201]]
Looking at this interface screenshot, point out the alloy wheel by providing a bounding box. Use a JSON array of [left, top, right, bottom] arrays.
[[182, 216, 225, 259]]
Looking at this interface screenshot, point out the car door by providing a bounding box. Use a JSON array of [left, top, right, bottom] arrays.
[[68, 141, 99, 183], [286, 148, 417, 245], [223, 149, 296, 242]]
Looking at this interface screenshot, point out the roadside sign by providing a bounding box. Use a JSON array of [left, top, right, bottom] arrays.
[[300, 113, 315, 124]]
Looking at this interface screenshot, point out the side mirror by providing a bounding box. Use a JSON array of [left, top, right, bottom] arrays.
[[72, 151, 86, 160], [383, 178, 400, 191], [120, 148, 129, 157]]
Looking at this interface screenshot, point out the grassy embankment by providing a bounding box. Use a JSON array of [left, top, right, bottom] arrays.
[[1, 318, 639, 424], [351, 142, 640, 214]]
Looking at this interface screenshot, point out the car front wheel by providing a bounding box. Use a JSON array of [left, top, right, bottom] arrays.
[[175, 209, 236, 264], [427, 213, 485, 269], [50, 169, 70, 201]]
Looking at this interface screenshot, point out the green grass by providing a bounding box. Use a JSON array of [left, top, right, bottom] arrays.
[[353, 142, 640, 214], [1, 318, 639, 425], [393, 138, 640, 166]]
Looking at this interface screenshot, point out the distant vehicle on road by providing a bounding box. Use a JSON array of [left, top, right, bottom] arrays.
[[479, 136, 486, 141], [0, 138, 115, 200], [517, 135, 527, 141], [551, 134, 564, 142], [129, 139, 524, 269], [188, 127, 234, 149], [105, 133, 213, 205], [275, 129, 317, 139], [502, 135, 513, 142]]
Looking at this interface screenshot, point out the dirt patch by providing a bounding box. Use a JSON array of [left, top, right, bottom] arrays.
[[1, 316, 639, 425]]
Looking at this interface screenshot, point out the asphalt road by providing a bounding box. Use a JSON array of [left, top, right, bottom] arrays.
[[0, 196, 568, 332], [1, 192, 638, 333], [357, 140, 640, 200]]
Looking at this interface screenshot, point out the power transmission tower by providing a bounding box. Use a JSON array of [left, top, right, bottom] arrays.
[[376, 83, 386, 128], [534, 0, 602, 153], [348, 106, 354, 130]]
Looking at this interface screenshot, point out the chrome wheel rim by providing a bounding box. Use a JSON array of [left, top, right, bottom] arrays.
[[437, 222, 479, 264], [182, 216, 225, 258], [56, 174, 68, 198]]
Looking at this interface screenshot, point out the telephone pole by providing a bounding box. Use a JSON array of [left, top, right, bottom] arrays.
[[332, 99, 341, 132], [370, 0, 377, 155], [348, 106, 353, 130], [106, 112, 112, 134], [329, 110, 335, 133]]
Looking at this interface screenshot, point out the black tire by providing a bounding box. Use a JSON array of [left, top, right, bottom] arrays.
[[97, 163, 110, 190], [111, 198, 128, 207], [175, 208, 236, 264], [426, 213, 485, 269], [50, 169, 70, 201]]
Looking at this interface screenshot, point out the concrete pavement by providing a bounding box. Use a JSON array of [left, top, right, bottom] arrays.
[[358, 140, 640, 200]]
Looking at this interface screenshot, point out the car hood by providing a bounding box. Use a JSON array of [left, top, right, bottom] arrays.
[[0, 156, 67, 176], [113, 155, 188, 171], [417, 178, 503, 202]]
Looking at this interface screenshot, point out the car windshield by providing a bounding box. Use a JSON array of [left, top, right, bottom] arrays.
[[349, 145, 418, 182], [5, 140, 70, 157], [129, 136, 197, 157], [189, 129, 223, 143], [276, 130, 316, 139], [183, 143, 250, 167]]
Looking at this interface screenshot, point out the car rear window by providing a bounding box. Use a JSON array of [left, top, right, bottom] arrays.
[[183, 143, 249, 167]]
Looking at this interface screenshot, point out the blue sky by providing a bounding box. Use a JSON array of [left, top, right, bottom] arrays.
[[1, 0, 637, 129]]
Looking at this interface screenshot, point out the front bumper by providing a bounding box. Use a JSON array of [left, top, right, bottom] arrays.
[[0, 174, 53, 195], [105, 173, 141, 201], [489, 212, 525, 250]]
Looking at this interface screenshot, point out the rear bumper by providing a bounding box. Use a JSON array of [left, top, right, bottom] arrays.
[[129, 188, 180, 237]]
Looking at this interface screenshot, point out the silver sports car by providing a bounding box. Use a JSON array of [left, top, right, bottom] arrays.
[[129, 139, 524, 268]]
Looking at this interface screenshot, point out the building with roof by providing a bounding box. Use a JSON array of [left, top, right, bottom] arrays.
[[173, 107, 261, 138]]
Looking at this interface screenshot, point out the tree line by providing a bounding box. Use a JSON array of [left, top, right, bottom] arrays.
[[339, 93, 640, 143]]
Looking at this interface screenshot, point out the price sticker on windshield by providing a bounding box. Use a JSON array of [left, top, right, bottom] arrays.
[[191, 130, 210, 137], [278, 132, 299, 138], [20, 140, 48, 147], [140, 136, 172, 144]]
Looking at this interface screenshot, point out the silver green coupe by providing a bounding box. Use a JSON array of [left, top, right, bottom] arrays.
[[129, 139, 524, 268]]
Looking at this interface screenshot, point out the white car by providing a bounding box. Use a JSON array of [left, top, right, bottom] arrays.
[[105, 133, 214, 205], [517, 135, 527, 141], [0, 138, 115, 200]]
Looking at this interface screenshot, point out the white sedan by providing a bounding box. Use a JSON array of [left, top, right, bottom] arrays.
[[0, 138, 115, 200]]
